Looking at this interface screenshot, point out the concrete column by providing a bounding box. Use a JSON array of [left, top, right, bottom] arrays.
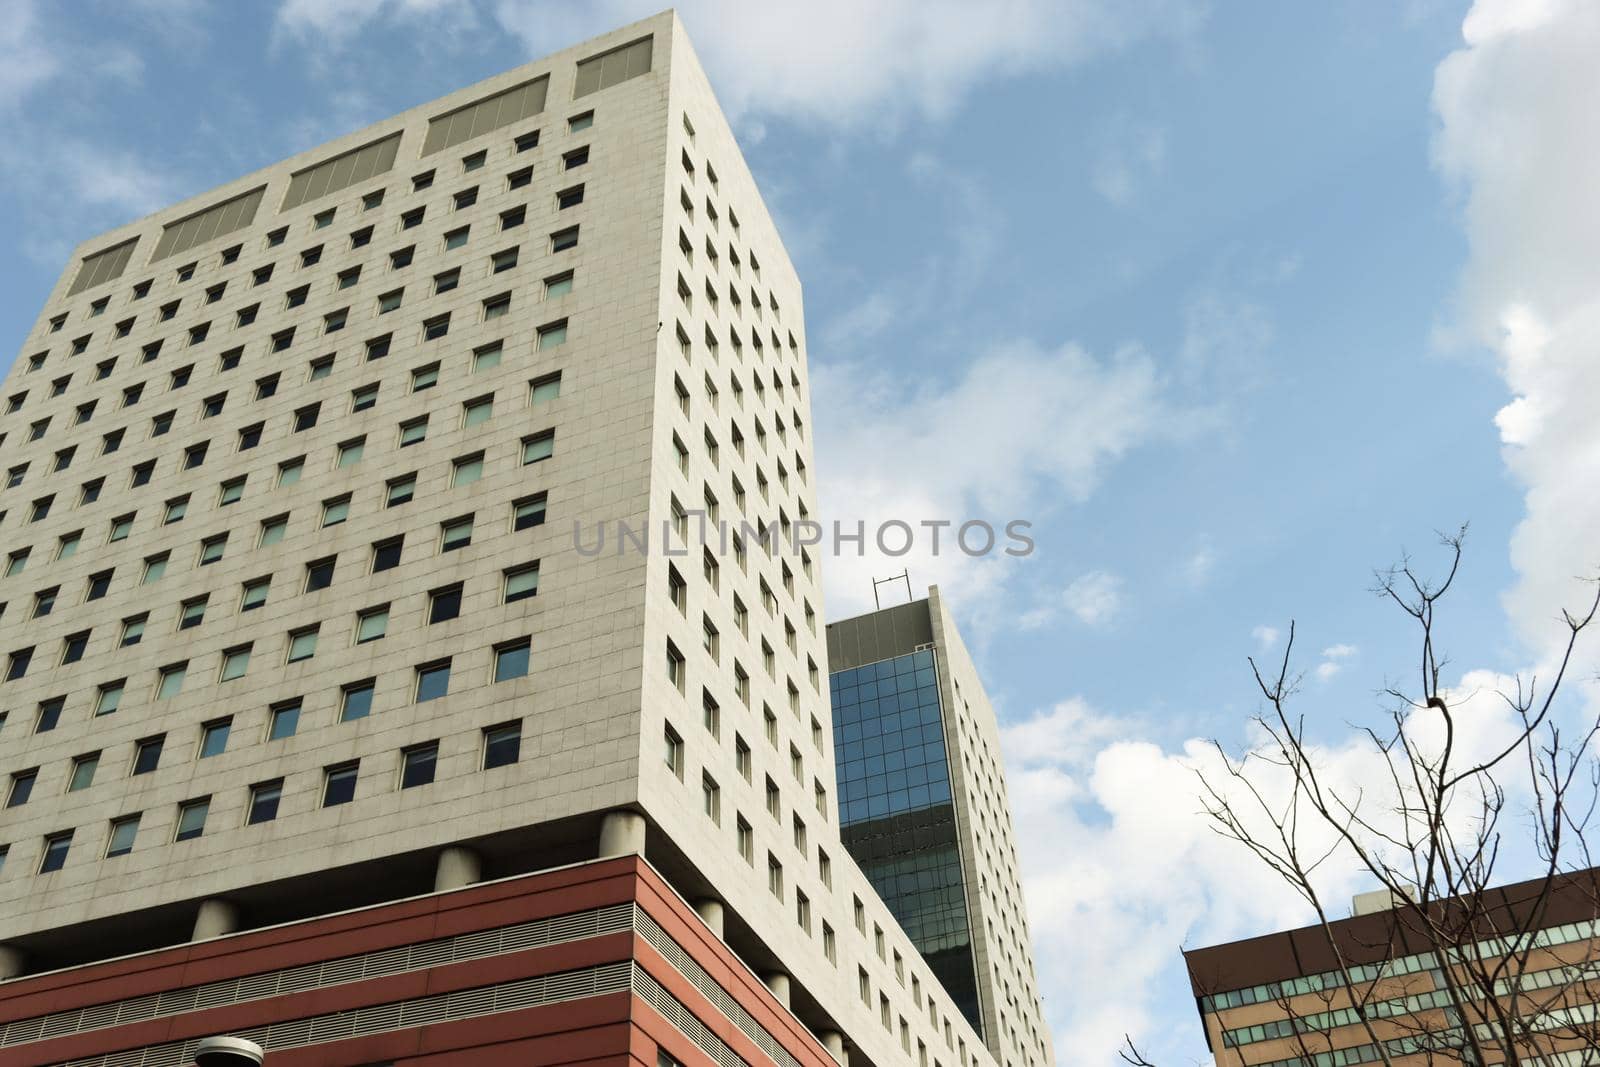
[[191, 898, 240, 941], [598, 810, 646, 858], [819, 1030, 846, 1065], [762, 970, 791, 1009], [0, 945, 24, 980], [693, 898, 724, 937], [434, 846, 482, 892]]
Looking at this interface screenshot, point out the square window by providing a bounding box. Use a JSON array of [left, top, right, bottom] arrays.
[[157, 662, 186, 699], [287, 627, 319, 663], [441, 516, 473, 552], [462, 150, 486, 172], [199, 720, 230, 759], [179, 597, 207, 629], [545, 271, 573, 298], [256, 374, 280, 399], [40, 831, 72, 873], [416, 660, 451, 702], [569, 111, 593, 132], [401, 743, 438, 788], [513, 493, 547, 530], [86, 570, 112, 601], [248, 780, 282, 824], [443, 227, 469, 250], [507, 167, 532, 190], [241, 577, 271, 611], [491, 247, 519, 273], [107, 815, 140, 858], [199, 535, 227, 565], [356, 605, 389, 644], [142, 553, 169, 584], [220, 646, 251, 682], [551, 226, 579, 252], [365, 334, 392, 360], [434, 268, 460, 294], [305, 557, 336, 592], [6, 771, 36, 808], [350, 224, 373, 248], [522, 430, 555, 464], [313, 208, 335, 229], [132, 735, 163, 774], [363, 189, 385, 209], [557, 184, 584, 209], [412, 169, 434, 191], [423, 313, 451, 340], [501, 206, 526, 230], [483, 293, 511, 320], [351, 384, 379, 412], [219, 478, 245, 505], [564, 147, 589, 170], [300, 245, 322, 267], [538, 319, 567, 349], [484, 722, 521, 768], [473, 341, 503, 372], [515, 129, 540, 151], [323, 763, 359, 807], [387, 474, 416, 507], [530, 372, 562, 403], [336, 438, 365, 469], [67, 753, 98, 792], [429, 584, 463, 623], [411, 364, 439, 392], [294, 404, 320, 431], [175, 799, 209, 841], [278, 456, 305, 486], [268, 701, 300, 740], [372, 537, 403, 572], [494, 639, 531, 682], [452, 453, 485, 487], [463, 396, 494, 428], [454, 186, 479, 209], [238, 423, 263, 450], [341, 680, 375, 722], [399, 416, 429, 446], [322, 496, 351, 526], [504, 562, 540, 603]]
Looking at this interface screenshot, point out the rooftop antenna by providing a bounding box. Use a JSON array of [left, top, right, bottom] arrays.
[[872, 570, 912, 610]]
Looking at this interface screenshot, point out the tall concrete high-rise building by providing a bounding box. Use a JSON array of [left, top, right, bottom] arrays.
[[827, 589, 1051, 1067], [0, 12, 1053, 1067]]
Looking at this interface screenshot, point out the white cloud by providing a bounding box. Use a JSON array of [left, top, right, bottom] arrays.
[[1433, 0, 1600, 667], [1314, 642, 1358, 681], [1184, 542, 1216, 587], [1006, 668, 1545, 1062], [484, 0, 1203, 128], [0, 1, 59, 106], [1064, 570, 1125, 626], [275, 0, 471, 46], [813, 339, 1180, 619], [1251, 625, 1280, 649]]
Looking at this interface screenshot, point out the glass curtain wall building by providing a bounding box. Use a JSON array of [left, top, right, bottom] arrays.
[[828, 588, 1053, 1066]]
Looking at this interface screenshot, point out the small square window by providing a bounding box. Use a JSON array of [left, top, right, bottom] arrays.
[[219, 477, 245, 505], [40, 830, 72, 872], [473, 341, 503, 373], [504, 562, 540, 603], [322, 495, 351, 526], [443, 227, 469, 250], [287, 627, 320, 663], [323, 763, 359, 807], [564, 146, 589, 170], [268, 701, 300, 740], [266, 226, 287, 247], [454, 185, 479, 209], [256, 374, 280, 399], [484, 722, 521, 768], [176, 799, 209, 841], [313, 208, 335, 229], [350, 225, 374, 248], [305, 557, 336, 592], [513, 494, 547, 531], [402, 743, 438, 788], [537, 319, 567, 348], [387, 474, 417, 507], [179, 597, 207, 630], [557, 184, 584, 209], [336, 438, 365, 469], [551, 226, 579, 251], [351, 383, 379, 412], [491, 247, 519, 273], [433, 268, 460, 294], [356, 605, 389, 644], [501, 206, 526, 230], [411, 363, 439, 392], [278, 456, 305, 486], [107, 815, 140, 858], [132, 735, 163, 774], [416, 660, 452, 702], [341, 680, 375, 722], [238, 422, 263, 450], [429, 583, 463, 623], [462, 150, 486, 172], [483, 293, 511, 320], [530, 372, 562, 403], [545, 271, 573, 297], [423, 313, 451, 340], [452, 453, 485, 487], [390, 245, 415, 268], [362, 189, 385, 210], [300, 245, 322, 267], [569, 111, 594, 132], [494, 639, 531, 682], [248, 780, 282, 824], [372, 536, 404, 572], [508, 167, 532, 190], [241, 576, 271, 611], [441, 516, 474, 552], [220, 646, 251, 682], [260, 518, 288, 549], [337, 266, 361, 289], [157, 662, 187, 699], [522, 430, 555, 464], [463, 395, 494, 428], [324, 308, 347, 333], [365, 334, 392, 360], [286, 285, 309, 308], [378, 289, 404, 314], [198, 534, 228, 565], [293, 404, 320, 432], [399, 416, 429, 446]]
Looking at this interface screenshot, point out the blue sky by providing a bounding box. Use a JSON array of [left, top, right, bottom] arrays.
[[4, 0, 1598, 1061]]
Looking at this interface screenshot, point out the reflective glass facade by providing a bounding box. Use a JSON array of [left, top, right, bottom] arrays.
[[832, 649, 983, 1034]]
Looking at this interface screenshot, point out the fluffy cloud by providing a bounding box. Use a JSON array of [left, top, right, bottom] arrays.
[[1063, 570, 1125, 626], [1433, 0, 1600, 666], [1090, 117, 1168, 207], [1007, 666, 1551, 1062], [1314, 642, 1358, 681], [812, 340, 1177, 618]]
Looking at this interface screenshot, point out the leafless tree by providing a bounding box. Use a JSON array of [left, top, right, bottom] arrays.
[[1127, 529, 1600, 1065]]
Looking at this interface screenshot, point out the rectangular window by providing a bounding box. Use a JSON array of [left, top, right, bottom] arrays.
[[416, 660, 452, 702], [372, 536, 403, 572], [268, 701, 300, 740], [323, 763, 359, 807], [175, 798, 209, 841], [68, 752, 99, 792], [702, 773, 721, 824], [388, 474, 417, 507], [522, 430, 555, 463], [429, 583, 463, 623], [484, 722, 521, 768], [494, 639, 531, 682], [664, 725, 684, 779], [463, 395, 494, 428], [737, 815, 753, 864], [504, 562, 540, 603], [40, 831, 72, 873], [199, 718, 231, 758], [545, 271, 573, 298], [287, 627, 319, 663], [473, 341, 503, 373], [340, 680, 375, 722], [441, 516, 473, 552], [107, 815, 140, 858], [491, 247, 519, 273], [248, 780, 282, 824], [482, 293, 510, 320], [220, 646, 251, 682], [537, 319, 567, 349], [133, 736, 163, 775], [356, 605, 389, 644], [551, 226, 579, 252], [530, 372, 562, 404], [423, 314, 450, 340], [401, 743, 439, 788], [157, 662, 186, 699], [513, 493, 547, 530]]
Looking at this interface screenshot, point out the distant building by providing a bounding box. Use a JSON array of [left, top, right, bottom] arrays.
[[0, 12, 1056, 1066], [828, 588, 1052, 1067], [1184, 869, 1600, 1065]]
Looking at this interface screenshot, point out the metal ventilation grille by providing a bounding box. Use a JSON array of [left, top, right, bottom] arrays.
[[635, 909, 803, 1067], [3, 902, 632, 1049], [58, 962, 635, 1067], [66, 239, 138, 296], [633, 967, 748, 1067]]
